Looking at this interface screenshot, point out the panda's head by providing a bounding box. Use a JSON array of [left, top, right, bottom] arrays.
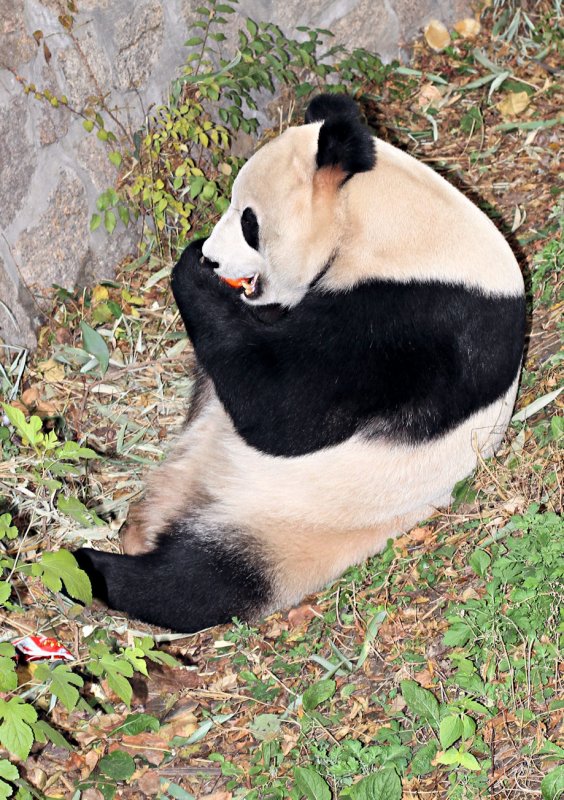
[[202, 94, 375, 307]]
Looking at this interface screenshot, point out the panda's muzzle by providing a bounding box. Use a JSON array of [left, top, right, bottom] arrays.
[[218, 271, 263, 299], [197, 251, 262, 299]]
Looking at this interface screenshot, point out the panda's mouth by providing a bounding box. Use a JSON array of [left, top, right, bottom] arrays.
[[219, 273, 262, 299]]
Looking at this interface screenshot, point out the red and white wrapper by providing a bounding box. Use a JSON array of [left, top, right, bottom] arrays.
[[13, 635, 74, 663]]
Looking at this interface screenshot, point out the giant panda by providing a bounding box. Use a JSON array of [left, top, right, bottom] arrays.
[[74, 94, 525, 633]]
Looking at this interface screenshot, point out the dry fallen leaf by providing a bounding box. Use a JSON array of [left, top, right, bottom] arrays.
[[417, 82, 444, 109], [288, 603, 321, 628], [92, 284, 109, 304], [454, 18, 481, 38], [424, 20, 451, 52], [388, 694, 407, 713], [136, 770, 162, 795], [410, 525, 435, 543], [38, 357, 65, 383], [413, 668, 435, 688], [119, 733, 169, 766], [159, 705, 198, 739], [21, 386, 40, 407], [497, 91, 531, 118]]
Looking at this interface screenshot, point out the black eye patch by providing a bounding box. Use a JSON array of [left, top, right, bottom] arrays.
[[241, 207, 259, 251]]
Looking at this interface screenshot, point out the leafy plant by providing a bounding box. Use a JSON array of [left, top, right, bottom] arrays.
[[445, 507, 563, 667], [400, 681, 486, 776], [87, 0, 392, 261]]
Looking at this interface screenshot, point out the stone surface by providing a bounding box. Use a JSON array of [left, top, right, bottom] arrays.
[[0, 0, 36, 68], [0, 97, 37, 229], [114, 1, 165, 91], [37, 68, 70, 147], [0, 0, 472, 348], [75, 137, 119, 191], [14, 171, 90, 289], [57, 26, 112, 111], [0, 254, 41, 349]]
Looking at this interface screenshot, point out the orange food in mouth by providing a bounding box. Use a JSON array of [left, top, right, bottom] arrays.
[[220, 274, 259, 296]]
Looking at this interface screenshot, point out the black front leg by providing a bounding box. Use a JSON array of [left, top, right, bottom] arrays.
[[170, 240, 356, 457], [171, 238, 251, 348]]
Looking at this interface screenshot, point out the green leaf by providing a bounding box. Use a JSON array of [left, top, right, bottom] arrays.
[[0, 697, 37, 760], [248, 713, 281, 741], [293, 766, 331, 800], [111, 673, 133, 706], [80, 320, 109, 373], [122, 644, 148, 676], [164, 783, 195, 800], [2, 405, 44, 448], [542, 765, 564, 800], [118, 205, 130, 227], [0, 760, 18, 782], [0, 758, 18, 800], [0, 514, 18, 541], [0, 655, 17, 692], [400, 680, 441, 730], [469, 548, 491, 577], [349, 769, 402, 800], [410, 740, 438, 776], [0, 781, 12, 800], [443, 622, 472, 647], [34, 663, 83, 710], [457, 751, 481, 771], [136, 635, 178, 667], [201, 182, 216, 200], [111, 713, 160, 736], [32, 549, 92, 603], [98, 750, 136, 781], [246, 18, 258, 37], [461, 714, 476, 740], [436, 747, 459, 765], [0, 779, 13, 800], [31, 720, 73, 750], [96, 190, 110, 211], [104, 209, 116, 234], [302, 679, 336, 711], [189, 175, 205, 199], [56, 441, 99, 461], [57, 495, 105, 528], [90, 213, 101, 232], [460, 107, 483, 134], [439, 715, 464, 750], [94, 657, 133, 706], [108, 151, 122, 168], [82, 119, 94, 132], [451, 476, 477, 507], [0, 583, 11, 606]]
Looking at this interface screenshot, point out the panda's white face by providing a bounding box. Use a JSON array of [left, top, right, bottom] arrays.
[[202, 124, 345, 307]]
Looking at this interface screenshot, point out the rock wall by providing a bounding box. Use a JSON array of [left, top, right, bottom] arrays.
[[0, 0, 469, 348]]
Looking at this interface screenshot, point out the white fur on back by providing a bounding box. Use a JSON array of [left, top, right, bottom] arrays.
[[321, 139, 523, 296]]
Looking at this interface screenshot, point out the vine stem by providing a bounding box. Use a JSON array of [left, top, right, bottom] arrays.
[[194, 6, 215, 78]]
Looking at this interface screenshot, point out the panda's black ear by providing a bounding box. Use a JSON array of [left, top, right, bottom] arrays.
[[315, 116, 375, 177], [305, 94, 375, 181], [304, 93, 361, 124]]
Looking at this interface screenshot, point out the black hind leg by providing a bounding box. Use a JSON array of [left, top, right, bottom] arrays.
[[74, 521, 272, 633]]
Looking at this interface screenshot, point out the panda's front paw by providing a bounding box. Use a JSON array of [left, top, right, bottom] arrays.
[[172, 238, 221, 296]]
